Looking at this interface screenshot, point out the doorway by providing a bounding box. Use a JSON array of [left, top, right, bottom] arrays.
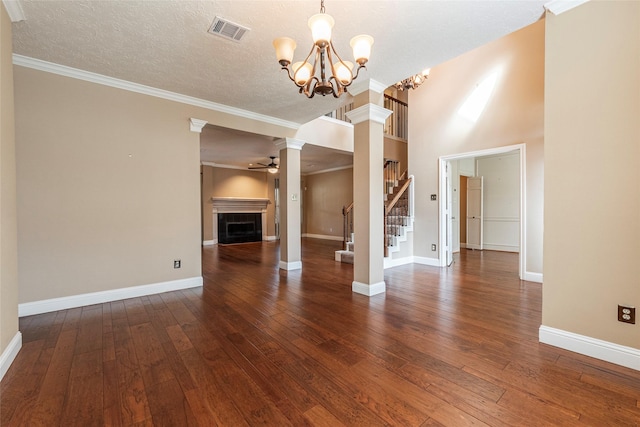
[[439, 143, 526, 279]]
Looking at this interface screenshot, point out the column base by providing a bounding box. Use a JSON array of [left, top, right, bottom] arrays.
[[279, 260, 302, 271], [352, 280, 386, 296]]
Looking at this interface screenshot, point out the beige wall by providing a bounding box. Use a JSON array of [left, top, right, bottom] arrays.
[[384, 136, 408, 177], [201, 165, 276, 241], [14, 59, 296, 304], [1, 3, 19, 358], [303, 168, 353, 238], [408, 20, 545, 275], [543, 1, 639, 349]]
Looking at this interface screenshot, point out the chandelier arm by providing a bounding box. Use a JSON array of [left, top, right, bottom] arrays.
[[327, 42, 354, 85], [350, 64, 367, 82], [327, 76, 344, 98], [303, 76, 320, 98]]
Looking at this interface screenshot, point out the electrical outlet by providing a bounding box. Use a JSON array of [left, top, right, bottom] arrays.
[[174, 259, 181, 269], [618, 305, 635, 324], [430, 194, 437, 201], [431, 244, 436, 251]]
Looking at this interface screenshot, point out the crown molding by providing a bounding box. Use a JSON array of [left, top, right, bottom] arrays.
[[275, 137, 305, 151], [349, 79, 388, 96], [189, 118, 207, 133], [2, 0, 25, 22], [201, 161, 257, 172], [303, 164, 353, 176], [544, 0, 589, 15], [12, 54, 301, 130], [346, 103, 392, 125]]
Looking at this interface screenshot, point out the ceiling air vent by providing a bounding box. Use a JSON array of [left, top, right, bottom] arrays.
[[208, 16, 250, 42]]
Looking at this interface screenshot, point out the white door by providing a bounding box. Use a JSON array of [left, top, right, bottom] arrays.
[[466, 176, 483, 250], [445, 162, 454, 266]]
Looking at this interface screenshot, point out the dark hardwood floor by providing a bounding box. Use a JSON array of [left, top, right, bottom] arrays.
[[2, 238, 639, 426]]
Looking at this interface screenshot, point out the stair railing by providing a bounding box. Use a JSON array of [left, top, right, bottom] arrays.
[[342, 202, 354, 251], [384, 94, 409, 140], [384, 177, 413, 257], [325, 94, 408, 141], [384, 159, 400, 195]]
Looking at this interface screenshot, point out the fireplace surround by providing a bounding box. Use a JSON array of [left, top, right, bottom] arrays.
[[210, 198, 270, 244]]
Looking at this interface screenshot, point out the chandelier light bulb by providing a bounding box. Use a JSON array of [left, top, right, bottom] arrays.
[[308, 13, 334, 47], [333, 61, 354, 85], [350, 35, 373, 65], [292, 61, 313, 85], [273, 37, 297, 65]]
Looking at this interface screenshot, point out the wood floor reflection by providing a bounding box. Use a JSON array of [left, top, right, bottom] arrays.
[[2, 238, 639, 426]]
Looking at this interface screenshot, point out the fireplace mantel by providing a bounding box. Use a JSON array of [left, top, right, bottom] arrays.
[[208, 198, 271, 245], [210, 197, 271, 213]]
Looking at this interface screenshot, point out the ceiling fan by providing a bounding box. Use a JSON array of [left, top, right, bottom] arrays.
[[249, 156, 279, 174]]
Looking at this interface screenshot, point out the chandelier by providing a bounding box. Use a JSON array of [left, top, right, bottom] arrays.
[[273, 0, 373, 98], [394, 69, 430, 91]]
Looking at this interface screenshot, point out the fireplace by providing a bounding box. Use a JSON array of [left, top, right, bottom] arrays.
[[218, 213, 262, 244], [208, 198, 271, 245]]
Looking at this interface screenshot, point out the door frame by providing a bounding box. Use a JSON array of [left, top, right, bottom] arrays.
[[438, 143, 526, 279]]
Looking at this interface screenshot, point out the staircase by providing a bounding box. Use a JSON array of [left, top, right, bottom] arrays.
[[335, 160, 413, 266]]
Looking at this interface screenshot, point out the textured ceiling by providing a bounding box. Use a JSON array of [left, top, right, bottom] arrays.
[[11, 0, 546, 173]]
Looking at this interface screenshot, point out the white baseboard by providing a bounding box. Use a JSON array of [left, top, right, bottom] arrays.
[[0, 332, 22, 381], [264, 235, 277, 242], [384, 256, 414, 269], [279, 260, 302, 271], [413, 256, 442, 267], [18, 276, 203, 317], [352, 280, 386, 296], [483, 243, 519, 253], [539, 325, 640, 371], [202, 240, 215, 246], [302, 233, 343, 241], [523, 271, 543, 283]]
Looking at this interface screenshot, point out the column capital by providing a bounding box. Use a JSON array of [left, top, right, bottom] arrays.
[[349, 79, 388, 96], [189, 118, 207, 133], [346, 103, 392, 125], [275, 137, 306, 151]]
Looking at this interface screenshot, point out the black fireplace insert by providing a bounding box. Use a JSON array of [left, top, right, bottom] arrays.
[[218, 213, 262, 244]]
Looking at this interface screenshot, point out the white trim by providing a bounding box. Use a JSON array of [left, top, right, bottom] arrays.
[[18, 277, 203, 317], [302, 233, 343, 241], [438, 143, 527, 278], [346, 103, 392, 125], [349, 79, 387, 96], [275, 137, 305, 151], [523, 271, 543, 283], [2, 0, 25, 22], [303, 165, 353, 176], [201, 161, 256, 172], [482, 243, 519, 253], [12, 54, 300, 130], [202, 240, 215, 246], [0, 332, 22, 381], [189, 118, 207, 133], [539, 326, 640, 371], [413, 256, 441, 267], [316, 115, 354, 128], [279, 261, 302, 271], [544, 0, 589, 15], [264, 235, 277, 242], [352, 280, 386, 296], [383, 256, 414, 269]]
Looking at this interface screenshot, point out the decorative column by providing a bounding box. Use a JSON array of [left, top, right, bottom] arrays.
[[346, 81, 392, 296], [275, 138, 305, 270]]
